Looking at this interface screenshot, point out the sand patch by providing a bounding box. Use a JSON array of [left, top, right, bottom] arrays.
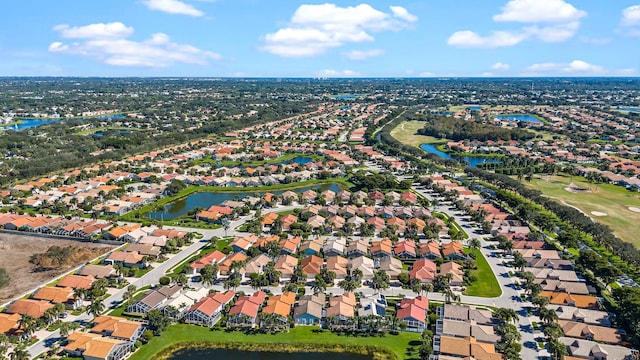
[[629, 207, 640, 213], [565, 183, 591, 193], [591, 211, 608, 217]]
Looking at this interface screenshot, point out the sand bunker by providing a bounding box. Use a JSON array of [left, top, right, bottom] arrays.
[[591, 211, 608, 217], [565, 183, 591, 193], [628, 207, 640, 213]]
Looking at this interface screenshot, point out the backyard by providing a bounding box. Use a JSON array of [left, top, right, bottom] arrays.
[[129, 324, 421, 360]]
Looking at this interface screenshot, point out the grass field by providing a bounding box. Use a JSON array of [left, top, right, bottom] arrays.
[[463, 250, 502, 298], [525, 174, 640, 247], [129, 325, 421, 360], [389, 121, 449, 148]]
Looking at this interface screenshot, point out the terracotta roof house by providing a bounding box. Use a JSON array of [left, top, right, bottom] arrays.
[[218, 252, 248, 275], [57, 275, 95, 290], [280, 214, 298, 231], [0, 313, 20, 336], [540, 291, 599, 309], [441, 241, 466, 260], [300, 255, 323, 277], [90, 316, 144, 342], [394, 240, 416, 258], [437, 336, 502, 360], [278, 236, 302, 255], [190, 250, 226, 274], [63, 332, 131, 360], [261, 292, 296, 329], [32, 286, 80, 308], [294, 293, 324, 326], [6, 299, 54, 319], [440, 262, 465, 286], [370, 238, 393, 258], [397, 296, 429, 332], [326, 255, 349, 279], [419, 240, 441, 259], [228, 291, 266, 327], [326, 294, 356, 328], [559, 320, 623, 344], [184, 291, 236, 327], [274, 255, 298, 279], [401, 191, 418, 204], [409, 259, 437, 283]]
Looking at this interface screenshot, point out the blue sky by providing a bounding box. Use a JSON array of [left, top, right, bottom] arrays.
[[0, 0, 639, 77]]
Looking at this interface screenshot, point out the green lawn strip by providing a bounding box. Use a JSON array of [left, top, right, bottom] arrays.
[[191, 153, 324, 168], [166, 240, 226, 276], [129, 325, 421, 360], [463, 249, 502, 298], [120, 178, 353, 221]]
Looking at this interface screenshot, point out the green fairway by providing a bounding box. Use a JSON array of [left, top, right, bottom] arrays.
[[525, 174, 640, 248], [129, 325, 421, 360], [463, 250, 502, 298], [73, 126, 139, 135], [389, 121, 449, 148]]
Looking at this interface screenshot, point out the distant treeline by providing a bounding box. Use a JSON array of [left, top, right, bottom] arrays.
[[416, 116, 535, 142]]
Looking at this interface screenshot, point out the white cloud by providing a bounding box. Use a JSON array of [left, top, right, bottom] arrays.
[[447, 30, 527, 47], [523, 59, 607, 75], [621, 5, 640, 26], [614, 68, 638, 76], [53, 23, 134, 39], [343, 49, 385, 60], [493, 0, 586, 23], [449, 0, 585, 48], [315, 69, 361, 77], [418, 72, 436, 77], [262, 3, 417, 57], [49, 22, 221, 67], [579, 36, 612, 45], [390, 6, 418, 22], [143, 0, 204, 17], [491, 62, 510, 71]]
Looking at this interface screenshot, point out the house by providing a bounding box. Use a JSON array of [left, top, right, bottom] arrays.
[[63, 332, 131, 360], [184, 291, 236, 327], [78, 264, 117, 279], [326, 255, 349, 279], [540, 291, 599, 309], [324, 238, 346, 257], [377, 256, 404, 280], [409, 259, 437, 283], [559, 337, 638, 360], [299, 238, 323, 256], [90, 316, 144, 342], [260, 292, 296, 329], [274, 255, 298, 279], [126, 285, 182, 315], [558, 320, 623, 344], [243, 254, 272, 276], [293, 293, 324, 326], [418, 240, 441, 259], [441, 241, 466, 260], [218, 252, 248, 275], [300, 255, 323, 278], [397, 296, 429, 332], [346, 238, 369, 258], [32, 286, 80, 308], [57, 275, 95, 290], [103, 251, 146, 268], [436, 336, 503, 360], [436, 304, 495, 325], [551, 306, 612, 327], [439, 262, 464, 287], [190, 251, 226, 274], [227, 291, 266, 328], [326, 293, 356, 328], [6, 299, 54, 319], [370, 238, 393, 258], [349, 256, 375, 280], [394, 240, 416, 258], [439, 318, 500, 344], [0, 313, 20, 336], [358, 294, 387, 318]]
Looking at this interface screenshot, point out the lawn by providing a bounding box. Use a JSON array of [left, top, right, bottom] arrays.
[[525, 174, 640, 248], [463, 249, 502, 298], [129, 325, 421, 360], [389, 121, 449, 149]]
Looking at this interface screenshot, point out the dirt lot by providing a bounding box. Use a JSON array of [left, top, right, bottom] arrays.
[[0, 233, 115, 304]]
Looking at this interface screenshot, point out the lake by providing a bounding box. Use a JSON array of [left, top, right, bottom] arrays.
[[420, 144, 500, 168], [494, 114, 541, 123], [169, 348, 370, 360], [279, 156, 314, 165], [617, 107, 640, 113], [468, 105, 482, 111], [0, 113, 125, 131], [148, 182, 343, 220]]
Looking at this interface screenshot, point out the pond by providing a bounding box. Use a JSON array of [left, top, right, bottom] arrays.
[[278, 156, 314, 165], [420, 144, 500, 168], [0, 113, 125, 131], [148, 182, 343, 220], [168, 348, 371, 360], [494, 114, 541, 123], [617, 107, 640, 113]]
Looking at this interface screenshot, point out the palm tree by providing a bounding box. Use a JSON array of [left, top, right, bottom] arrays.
[[312, 274, 327, 294], [171, 272, 188, 286], [123, 284, 137, 306], [338, 279, 358, 293], [87, 299, 105, 318], [512, 251, 527, 273], [17, 314, 35, 335], [493, 308, 519, 324], [539, 307, 558, 325], [443, 287, 459, 304], [372, 270, 390, 293], [59, 321, 80, 337], [9, 344, 29, 360], [468, 238, 481, 258]]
